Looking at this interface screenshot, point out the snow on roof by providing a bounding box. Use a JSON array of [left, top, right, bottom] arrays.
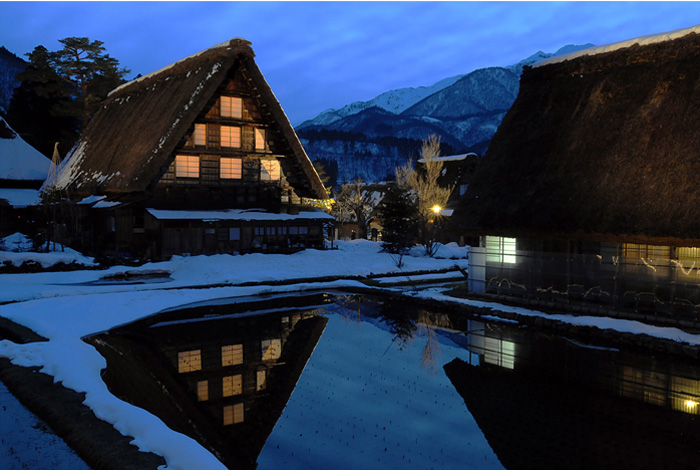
[[0, 118, 50, 181], [0, 188, 41, 208], [536, 23, 700, 68], [418, 152, 478, 163], [108, 38, 251, 97], [147, 208, 334, 221]]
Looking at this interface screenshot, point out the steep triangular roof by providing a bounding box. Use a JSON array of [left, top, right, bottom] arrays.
[[455, 28, 700, 245], [56, 38, 326, 199]]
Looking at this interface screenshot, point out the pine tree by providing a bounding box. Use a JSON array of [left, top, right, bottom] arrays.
[[6, 38, 129, 156], [378, 183, 418, 267]]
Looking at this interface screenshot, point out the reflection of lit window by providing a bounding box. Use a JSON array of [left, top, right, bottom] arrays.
[[677, 247, 700, 265], [260, 160, 280, 181], [484, 337, 515, 369], [197, 380, 208, 401], [622, 243, 670, 259], [175, 155, 199, 178], [257, 369, 267, 391], [220, 96, 243, 119], [223, 403, 244, 425], [221, 125, 241, 148], [222, 344, 243, 366], [220, 158, 242, 179], [485, 236, 516, 264], [178, 349, 201, 373], [223, 375, 243, 397], [261, 338, 281, 360]]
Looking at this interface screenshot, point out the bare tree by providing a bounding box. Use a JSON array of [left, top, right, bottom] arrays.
[[332, 179, 376, 239], [395, 135, 452, 256]]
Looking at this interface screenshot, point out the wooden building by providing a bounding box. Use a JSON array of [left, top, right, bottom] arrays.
[[454, 26, 700, 325], [54, 38, 331, 261]]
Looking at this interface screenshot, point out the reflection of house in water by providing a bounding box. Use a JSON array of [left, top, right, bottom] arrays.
[[445, 320, 700, 469], [86, 294, 330, 469]]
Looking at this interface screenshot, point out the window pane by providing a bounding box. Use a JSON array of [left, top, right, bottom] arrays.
[[221, 126, 241, 148], [222, 344, 243, 366], [194, 124, 206, 146], [175, 155, 199, 178], [220, 158, 242, 179], [178, 350, 201, 373], [221, 96, 243, 119], [229, 227, 241, 241], [255, 128, 266, 151], [260, 160, 281, 181]]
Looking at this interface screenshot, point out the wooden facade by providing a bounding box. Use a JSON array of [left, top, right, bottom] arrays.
[[55, 38, 330, 262]]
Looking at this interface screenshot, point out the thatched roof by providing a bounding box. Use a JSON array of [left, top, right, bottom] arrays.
[[455, 30, 700, 245], [56, 38, 326, 199]]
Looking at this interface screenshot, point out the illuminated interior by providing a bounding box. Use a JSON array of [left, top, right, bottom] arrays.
[[175, 155, 200, 178], [485, 236, 517, 264]]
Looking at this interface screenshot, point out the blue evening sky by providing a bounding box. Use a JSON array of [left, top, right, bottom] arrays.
[[2, 1, 700, 125]]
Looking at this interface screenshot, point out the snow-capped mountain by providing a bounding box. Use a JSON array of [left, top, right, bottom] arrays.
[[298, 74, 466, 128], [0, 117, 50, 181], [298, 44, 594, 184]]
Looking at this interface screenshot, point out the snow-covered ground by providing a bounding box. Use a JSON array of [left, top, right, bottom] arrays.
[[0, 238, 699, 469], [0, 240, 469, 470]]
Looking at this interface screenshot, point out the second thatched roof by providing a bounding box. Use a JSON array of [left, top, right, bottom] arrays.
[[455, 29, 700, 245]]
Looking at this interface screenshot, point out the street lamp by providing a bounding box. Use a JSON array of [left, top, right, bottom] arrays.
[[431, 204, 442, 216]]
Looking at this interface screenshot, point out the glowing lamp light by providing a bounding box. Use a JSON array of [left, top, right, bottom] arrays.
[[431, 204, 442, 215], [685, 399, 698, 409]]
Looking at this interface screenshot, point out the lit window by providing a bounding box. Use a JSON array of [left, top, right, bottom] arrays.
[[221, 344, 243, 366], [175, 155, 199, 178], [221, 125, 241, 148], [223, 374, 243, 397], [221, 96, 243, 119], [193, 124, 206, 146], [255, 128, 266, 151], [256, 369, 267, 391], [197, 380, 209, 401], [177, 350, 201, 373], [223, 403, 244, 425], [229, 227, 241, 241], [485, 236, 516, 264], [261, 338, 281, 361], [260, 160, 281, 181], [623, 243, 670, 259], [220, 158, 242, 179]]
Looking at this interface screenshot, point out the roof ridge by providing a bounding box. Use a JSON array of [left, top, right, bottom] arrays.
[[108, 38, 253, 97]]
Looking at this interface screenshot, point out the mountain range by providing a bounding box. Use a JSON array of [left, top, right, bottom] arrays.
[[297, 43, 593, 185]]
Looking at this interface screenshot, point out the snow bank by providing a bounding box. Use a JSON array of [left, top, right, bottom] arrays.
[[0, 233, 97, 268]]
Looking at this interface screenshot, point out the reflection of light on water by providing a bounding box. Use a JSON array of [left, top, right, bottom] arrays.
[[620, 366, 700, 415]]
